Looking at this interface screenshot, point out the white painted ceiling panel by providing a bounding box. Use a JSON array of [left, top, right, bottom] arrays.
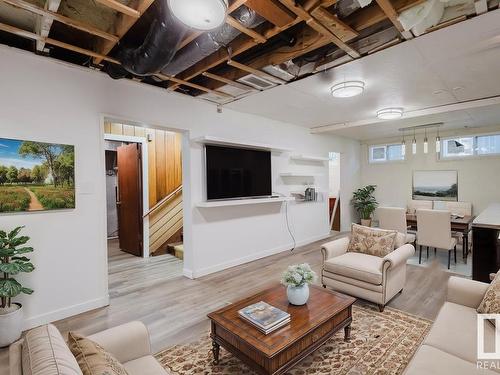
[[225, 10, 500, 140]]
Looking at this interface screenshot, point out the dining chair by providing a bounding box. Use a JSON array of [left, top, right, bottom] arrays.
[[407, 200, 433, 214], [416, 209, 457, 269], [437, 201, 472, 257], [377, 207, 416, 245]]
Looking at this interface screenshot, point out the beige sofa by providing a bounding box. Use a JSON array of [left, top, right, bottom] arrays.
[[321, 236, 415, 311], [10, 321, 169, 375], [405, 276, 497, 374]]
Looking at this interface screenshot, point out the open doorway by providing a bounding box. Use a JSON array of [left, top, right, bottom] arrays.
[[329, 152, 341, 233], [103, 119, 184, 264]]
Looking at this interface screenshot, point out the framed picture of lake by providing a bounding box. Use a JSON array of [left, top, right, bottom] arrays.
[[0, 138, 75, 213], [412, 170, 458, 201]]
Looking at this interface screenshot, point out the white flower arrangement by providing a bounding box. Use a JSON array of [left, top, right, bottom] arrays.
[[281, 263, 317, 288]]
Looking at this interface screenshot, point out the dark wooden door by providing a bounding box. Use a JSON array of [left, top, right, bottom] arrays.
[[117, 143, 143, 256]]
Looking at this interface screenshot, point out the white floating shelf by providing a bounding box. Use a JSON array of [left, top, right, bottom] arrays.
[[280, 172, 324, 178], [192, 136, 293, 153], [196, 197, 294, 208], [290, 154, 329, 162]]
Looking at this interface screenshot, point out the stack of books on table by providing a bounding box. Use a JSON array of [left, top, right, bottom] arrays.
[[238, 301, 290, 335]]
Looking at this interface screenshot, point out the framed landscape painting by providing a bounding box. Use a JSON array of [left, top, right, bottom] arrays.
[[0, 138, 75, 213], [412, 170, 458, 201]]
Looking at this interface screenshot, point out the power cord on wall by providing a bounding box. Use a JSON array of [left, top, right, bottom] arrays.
[[273, 192, 296, 252]]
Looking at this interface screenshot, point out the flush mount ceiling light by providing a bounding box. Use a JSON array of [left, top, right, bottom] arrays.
[[167, 0, 228, 31], [330, 81, 365, 98], [376, 107, 404, 120]]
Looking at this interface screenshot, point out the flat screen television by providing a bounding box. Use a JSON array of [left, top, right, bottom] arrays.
[[205, 145, 272, 200]]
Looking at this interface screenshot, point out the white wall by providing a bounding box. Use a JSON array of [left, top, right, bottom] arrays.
[[0, 45, 361, 329], [361, 127, 500, 216]]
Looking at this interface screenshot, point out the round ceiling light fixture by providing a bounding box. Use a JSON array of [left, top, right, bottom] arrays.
[[167, 0, 228, 31], [376, 107, 404, 120], [330, 81, 365, 98]]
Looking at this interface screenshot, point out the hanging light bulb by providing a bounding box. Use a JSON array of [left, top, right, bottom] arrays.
[[412, 130, 417, 155], [423, 129, 428, 154], [436, 128, 441, 153]]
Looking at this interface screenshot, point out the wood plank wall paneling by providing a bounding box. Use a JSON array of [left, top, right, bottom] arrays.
[[104, 121, 182, 208]]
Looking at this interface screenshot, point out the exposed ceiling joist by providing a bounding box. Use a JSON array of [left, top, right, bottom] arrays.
[[176, 0, 249, 52], [0, 20, 233, 102], [227, 60, 287, 84], [226, 15, 267, 43], [202, 71, 258, 91], [157, 73, 235, 99], [168, 0, 318, 90], [35, 0, 60, 51], [374, 0, 413, 39], [310, 6, 359, 41], [95, 0, 140, 18], [199, 0, 425, 93], [93, 0, 155, 65], [277, 0, 361, 58], [0, 21, 119, 64], [244, 0, 296, 27], [1, 0, 119, 42]]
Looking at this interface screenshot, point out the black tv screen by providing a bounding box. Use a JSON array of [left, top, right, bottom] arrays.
[[205, 145, 272, 200]]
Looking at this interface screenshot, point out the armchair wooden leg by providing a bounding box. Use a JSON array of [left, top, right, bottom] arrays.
[[448, 250, 451, 269], [378, 304, 385, 312], [454, 245, 457, 264], [434, 247, 436, 255], [418, 245, 422, 264], [322, 284, 326, 288], [426, 246, 429, 258]]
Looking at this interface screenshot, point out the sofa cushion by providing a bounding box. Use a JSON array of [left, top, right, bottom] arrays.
[[478, 271, 500, 317], [22, 324, 83, 375], [424, 302, 496, 366], [323, 252, 384, 285], [405, 233, 416, 244], [348, 224, 397, 257], [404, 344, 497, 375], [68, 332, 129, 375], [124, 356, 170, 375]]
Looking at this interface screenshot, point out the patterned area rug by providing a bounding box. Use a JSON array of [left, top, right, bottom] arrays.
[[155, 303, 431, 375]]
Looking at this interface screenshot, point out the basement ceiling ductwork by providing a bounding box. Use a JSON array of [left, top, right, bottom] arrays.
[[106, 1, 186, 78], [161, 6, 265, 76]]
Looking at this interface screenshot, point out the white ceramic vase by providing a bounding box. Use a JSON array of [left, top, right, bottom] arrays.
[[287, 284, 310, 306], [0, 303, 23, 347]]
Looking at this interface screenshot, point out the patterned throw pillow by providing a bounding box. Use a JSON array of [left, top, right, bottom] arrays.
[[347, 224, 397, 257], [477, 272, 500, 316], [68, 332, 129, 375]]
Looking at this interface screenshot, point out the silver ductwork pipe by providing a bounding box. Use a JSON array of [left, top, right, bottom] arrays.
[[161, 6, 265, 76]]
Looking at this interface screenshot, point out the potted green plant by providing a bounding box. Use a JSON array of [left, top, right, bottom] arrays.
[[0, 226, 34, 347], [281, 264, 317, 306], [352, 185, 378, 227]]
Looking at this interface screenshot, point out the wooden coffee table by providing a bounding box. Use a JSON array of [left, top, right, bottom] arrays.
[[207, 284, 356, 375]]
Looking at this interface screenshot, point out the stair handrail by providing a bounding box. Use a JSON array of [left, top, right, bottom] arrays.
[[144, 185, 182, 218]]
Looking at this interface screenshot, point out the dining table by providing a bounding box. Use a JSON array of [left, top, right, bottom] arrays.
[[406, 214, 474, 261]]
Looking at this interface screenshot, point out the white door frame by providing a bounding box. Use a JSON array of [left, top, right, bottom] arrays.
[[103, 133, 150, 258]]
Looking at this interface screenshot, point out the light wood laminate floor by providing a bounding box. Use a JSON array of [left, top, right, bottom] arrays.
[[0, 234, 459, 372]]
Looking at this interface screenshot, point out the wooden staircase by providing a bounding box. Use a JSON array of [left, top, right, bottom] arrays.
[[145, 185, 183, 256]]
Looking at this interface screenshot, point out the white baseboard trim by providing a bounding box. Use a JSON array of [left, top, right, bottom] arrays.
[[23, 295, 110, 330], [182, 268, 194, 279], [190, 233, 331, 279]]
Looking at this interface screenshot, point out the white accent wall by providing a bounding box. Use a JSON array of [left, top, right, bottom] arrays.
[[0, 46, 361, 329], [361, 127, 500, 216]]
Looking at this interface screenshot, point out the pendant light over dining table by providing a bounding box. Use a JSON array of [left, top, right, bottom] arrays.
[[167, 0, 229, 31]]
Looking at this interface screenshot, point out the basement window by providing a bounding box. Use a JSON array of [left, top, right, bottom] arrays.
[[440, 133, 500, 159], [369, 144, 405, 164]]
